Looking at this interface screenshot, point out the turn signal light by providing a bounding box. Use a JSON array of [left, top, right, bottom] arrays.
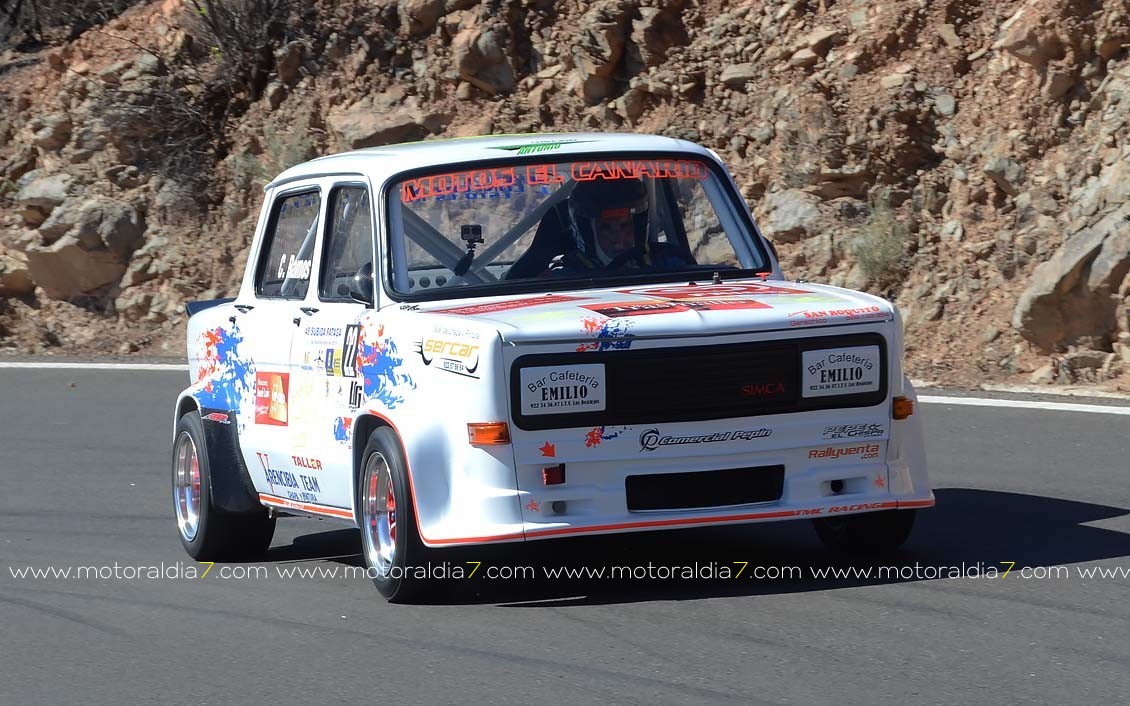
[[467, 422, 511, 446], [892, 396, 914, 420]]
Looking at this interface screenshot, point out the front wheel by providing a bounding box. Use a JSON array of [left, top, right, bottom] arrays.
[[812, 509, 916, 554], [358, 426, 429, 602], [172, 411, 275, 561]]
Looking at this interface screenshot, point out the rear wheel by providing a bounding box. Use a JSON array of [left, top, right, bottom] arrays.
[[358, 426, 429, 602], [173, 411, 275, 561], [812, 509, 916, 554]]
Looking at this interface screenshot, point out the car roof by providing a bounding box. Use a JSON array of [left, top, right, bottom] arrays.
[[264, 132, 715, 191]]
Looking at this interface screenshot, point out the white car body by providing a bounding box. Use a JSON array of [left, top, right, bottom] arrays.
[[174, 132, 932, 550]]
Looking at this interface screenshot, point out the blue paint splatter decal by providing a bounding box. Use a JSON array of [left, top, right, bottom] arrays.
[[577, 316, 635, 352], [357, 323, 415, 409], [585, 425, 629, 447], [195, 324, 254, 412], [333, 416, 353, 445]]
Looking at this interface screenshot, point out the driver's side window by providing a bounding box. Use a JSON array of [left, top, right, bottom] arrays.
[[320, 186, 373, 302]]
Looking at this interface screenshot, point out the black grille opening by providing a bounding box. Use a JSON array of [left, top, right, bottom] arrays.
[[511, 332, 887, 430], [625, 465, 785, 512]]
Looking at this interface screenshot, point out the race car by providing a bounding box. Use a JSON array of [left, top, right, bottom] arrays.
[[171, 132, 932, 601]]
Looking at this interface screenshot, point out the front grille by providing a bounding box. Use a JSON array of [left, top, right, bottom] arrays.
[[626, 465, 785, 511], [511, 333, 886, 430]]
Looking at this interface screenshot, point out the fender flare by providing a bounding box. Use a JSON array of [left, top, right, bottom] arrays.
[[174, 390, 262, 515]]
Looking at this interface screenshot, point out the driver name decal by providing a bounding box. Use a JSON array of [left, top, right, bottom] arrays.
[[520, 364, 606, 415]]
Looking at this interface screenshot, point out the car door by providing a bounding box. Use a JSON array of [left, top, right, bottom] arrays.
[[286, 183, 375, 512], [235, 184, 324, 504]]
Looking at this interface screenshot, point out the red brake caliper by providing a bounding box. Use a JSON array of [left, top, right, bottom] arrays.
[[387, 484, 396, 543]]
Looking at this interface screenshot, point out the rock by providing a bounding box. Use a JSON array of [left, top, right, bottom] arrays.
[[115, 289, 154, 321], [399, 0, 445, 36], [275, 42, 304, 84], [0, 249, 34, 297], [984, 156, 1025, 196], [803, 27, 841, 55], [266, 81, 285, 110], [327, 97, 438, 149], [570, 3, 630, 104], [73, 198, 146, 260], [1059, 349, 1109, 382], [720, 63, 757, 89], [631, 3, 686, 68], [614, 88, 646, 123], [32, 114, 72, 151], [994, 4, 1064, 67], [937, 24, 962, 49], [1028, 363, 1056, 384], [1043, 69, 1075, 99], [16, 172, 73, 225], [788, 48, 819, 68], [880, 73, 908, 89], [36, 205, 78, 245], [757, 189, 821, 243], [24, 235, 126, 299], [933, 94, 956, 117], [1011, 212, 1130, 352], [453, 26, 515, 95], [941, 220, 964, 243]]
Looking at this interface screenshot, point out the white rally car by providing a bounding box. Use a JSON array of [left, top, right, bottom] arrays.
[[171, 133, 932, 601]]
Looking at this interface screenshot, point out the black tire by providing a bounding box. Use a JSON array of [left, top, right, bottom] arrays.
[[172, 411, 275, 561], [812, 509, 916, 554], [357, 426, 430, 602]]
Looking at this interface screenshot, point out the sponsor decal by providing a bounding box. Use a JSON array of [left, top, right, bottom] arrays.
[[520, 364, 606, 415], [874, 474, 886, 489], [303, 325, 343, 339], [569, 159, 708, 182], [291, 456, 323, 471], [787, 306, 887, 327], [415, 334, 481, 378], [539, 441, 556, 458], [348, 381, 364, 409], [254, 372, 289, 426], [827, 502, 889, 514], [525, 499, 541, 512], [201, 411, 231, 424], [257, 452, 320, 502], [639, 426, 771, 452], [822, 423, 886, 440], [741, 381, 787, 398], [802, 346, 881, 397], [277, 254, 312, 281], [357, 323, 415, 410], [626, 282, 810, 300], [433, 294, 582, 316], [807, 443, 881, 461], [581, 298, 771, 319], [490, 139, 592, 155], [341, 324, 360, 377]]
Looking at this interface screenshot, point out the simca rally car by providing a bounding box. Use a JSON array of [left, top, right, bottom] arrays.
[[172, 133, 932, 601]]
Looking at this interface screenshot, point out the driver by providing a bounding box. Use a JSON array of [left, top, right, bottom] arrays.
[[559, 178, 652, 271]]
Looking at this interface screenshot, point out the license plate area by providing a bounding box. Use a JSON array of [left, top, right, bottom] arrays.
[[625, 465, 785, 512]]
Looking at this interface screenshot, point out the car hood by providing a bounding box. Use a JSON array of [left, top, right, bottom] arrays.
[[397, 280, 895, 344]]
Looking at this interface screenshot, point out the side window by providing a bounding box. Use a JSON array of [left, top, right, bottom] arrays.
[[255, 190, 322, 299], [320, 186, 373, 301]]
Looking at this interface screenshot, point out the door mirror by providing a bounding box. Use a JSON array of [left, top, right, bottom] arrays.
[[349, 262, 374, 306]]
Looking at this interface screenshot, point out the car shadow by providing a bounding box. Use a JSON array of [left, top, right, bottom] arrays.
[[267, 487, 1130, 606]]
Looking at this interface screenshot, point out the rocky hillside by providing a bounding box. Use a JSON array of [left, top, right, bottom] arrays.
[[1, 0, 1128, 390]]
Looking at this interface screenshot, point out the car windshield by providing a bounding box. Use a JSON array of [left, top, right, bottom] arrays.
[[385, 155, 769, 298]]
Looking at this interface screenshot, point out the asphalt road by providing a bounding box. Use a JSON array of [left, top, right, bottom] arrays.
[[1, 368, 1128, 705]]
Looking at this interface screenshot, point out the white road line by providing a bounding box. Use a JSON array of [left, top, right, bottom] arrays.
[[0, 362, 189, 371], [918, 395, 1130, 416]]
